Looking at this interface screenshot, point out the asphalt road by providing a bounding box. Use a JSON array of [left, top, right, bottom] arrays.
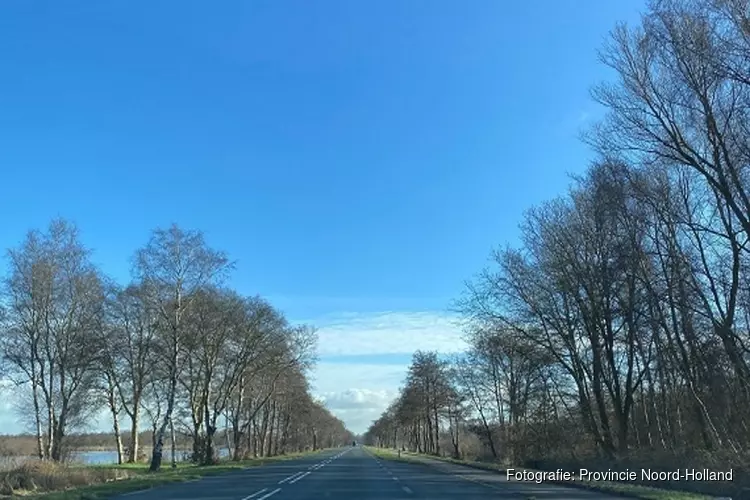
[[113, 446, 624, 499]]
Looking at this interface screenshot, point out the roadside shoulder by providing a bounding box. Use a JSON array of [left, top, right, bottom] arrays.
[[364, 447, 716, 500]]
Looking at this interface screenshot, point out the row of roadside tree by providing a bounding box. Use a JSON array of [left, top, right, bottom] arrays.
[[365, 0, 750, 497], [0, 220, 353, 470]]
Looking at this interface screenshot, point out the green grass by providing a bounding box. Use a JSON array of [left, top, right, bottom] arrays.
[[366, 447, 424, 465], [23, 469, 203, 500], [364, 447, 714, 500], [11, 449, 336, 500]]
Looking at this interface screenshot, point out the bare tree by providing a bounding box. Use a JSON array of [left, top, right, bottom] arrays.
[[1, 219, 107, 461], [0, 217, 354, 471], [133, 224, 232, 471], [105, 283, 159, 462], [588, 0, 750, 391], [224, 305, 318, 461], [366, 13, 750, 488]]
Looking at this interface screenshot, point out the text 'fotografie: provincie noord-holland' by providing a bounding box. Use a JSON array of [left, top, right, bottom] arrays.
[[506, 468, 733, 483]]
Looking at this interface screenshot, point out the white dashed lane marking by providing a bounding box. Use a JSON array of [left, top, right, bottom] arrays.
[[257, 488, 281, 500], [289, 471, 310, 484], [238, 451, 354, 500], [278, 471, 305, 484], [242, 488, 268, 500]]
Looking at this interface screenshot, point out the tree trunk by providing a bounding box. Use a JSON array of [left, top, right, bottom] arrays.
[[433, 405, 440, 456], [192, 426, 202, 464], [259, 406, 269, 457], [232, 423, 242, 461], [151, 418, 159, 447], [231, 379, 245, 461], [266, 400, 276, 457], [449, 411, 460, 459], [31, 381, 45, 460], [105, 374, 125, 465], [170, 417, 177, 468], [150, 415, 169, 470], [249, 417, 257, 457], [204, 393, 216, 465], [51, 411, 66, 462], [109, 400, 124, 464], [113, 413, 124, 465], [480, 416, 498, 459], [46, 403, 55, 459], [149, 362, 178, 471], [225, 414, 233, 460], [128, 407, 140, 463], [205, 423, 216, 464]]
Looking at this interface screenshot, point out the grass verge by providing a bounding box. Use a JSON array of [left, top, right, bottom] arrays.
[[4, 448, 336, 500], [364, 447, 715, 500]]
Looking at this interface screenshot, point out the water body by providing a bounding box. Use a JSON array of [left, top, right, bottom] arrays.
[[0, 448, 232, 467], [72, 447, 231, 465]]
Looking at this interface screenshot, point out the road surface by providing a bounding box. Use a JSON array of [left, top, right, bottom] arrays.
[[113, 446, 624, 499]]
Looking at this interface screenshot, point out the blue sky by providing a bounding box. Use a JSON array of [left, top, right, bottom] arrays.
[[0, 0, 645, 434]]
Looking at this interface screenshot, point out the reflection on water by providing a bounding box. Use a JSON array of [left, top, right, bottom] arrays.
[[0, 447, 231, 467], [72, 447, 231, 464]]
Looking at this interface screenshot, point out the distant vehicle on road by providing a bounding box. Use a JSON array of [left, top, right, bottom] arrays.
[[352, 441, 357, 446]]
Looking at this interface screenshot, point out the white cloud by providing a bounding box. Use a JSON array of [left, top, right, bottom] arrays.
[[320, 388, 395, 411], [315, 388, 400, 434], [310, 362, 408, 434], [327, 408, 389, 437], [303, 310, 468, 434], [311, 362, 408, 394], [310, 310, 467, 356]]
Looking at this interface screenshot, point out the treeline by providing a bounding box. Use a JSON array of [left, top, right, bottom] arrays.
[[366, 0, 749, 496], [0, 220, 353, 469]]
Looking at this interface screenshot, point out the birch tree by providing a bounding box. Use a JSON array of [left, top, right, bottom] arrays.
[[1, 219, 106, 461], [133, 224, 231, 471]]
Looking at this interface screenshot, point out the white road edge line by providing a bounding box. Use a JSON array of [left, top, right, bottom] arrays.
[[241, 488, 268, 500], [257, 488, 282, 500], [289, 471, 311, 484], [402, 486, 413, 494]]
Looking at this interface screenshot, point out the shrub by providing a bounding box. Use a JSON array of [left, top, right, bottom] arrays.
[[0, 460, 132, 495]]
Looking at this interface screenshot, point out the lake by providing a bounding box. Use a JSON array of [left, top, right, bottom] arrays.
[[0, 447, 232, 468], [72, 447, 232, 464]]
